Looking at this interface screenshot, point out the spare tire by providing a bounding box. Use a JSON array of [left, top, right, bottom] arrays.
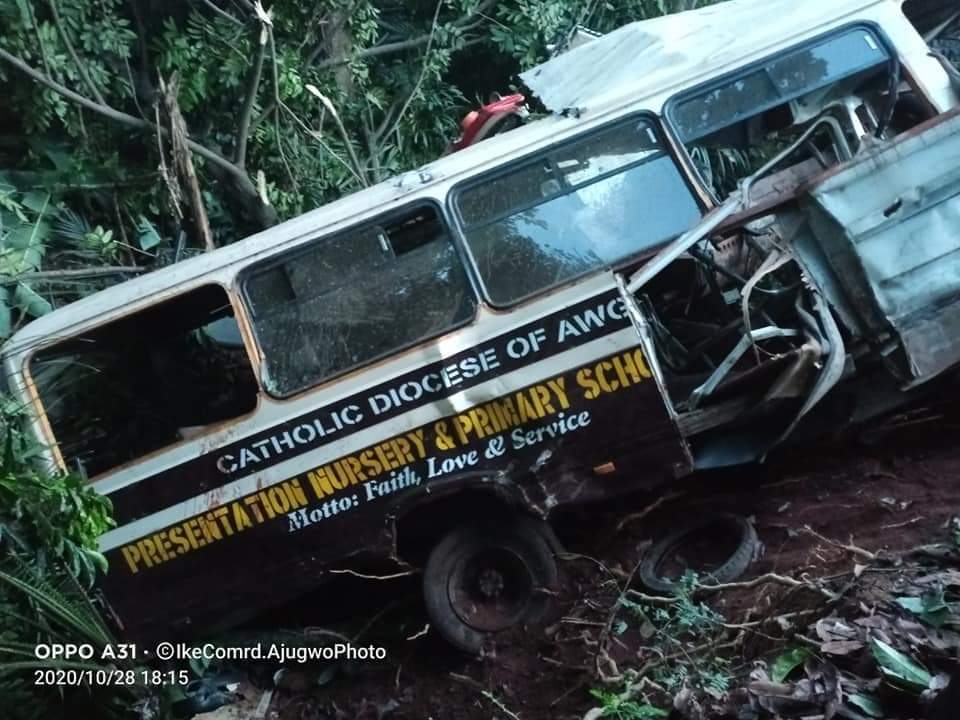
[[639, 513, 758, 593]]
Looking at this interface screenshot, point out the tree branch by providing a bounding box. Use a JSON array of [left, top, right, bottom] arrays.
[[0, 46, 148, 129], [372, 97, 403, 144], [309, 34, 429, 69], [161, 74, 216, 252], [305, 85, 368, 186], [229, 0, 256, 14], [48, 0, 106, 106], [307, 0, 497, 72], [379, 0, 444, 147], [235, 23, 268, 168], [0, 46, 276, 227], [126, 0, 154, 104], [266, 29, 302, 203], [199, 0, 245, 27]]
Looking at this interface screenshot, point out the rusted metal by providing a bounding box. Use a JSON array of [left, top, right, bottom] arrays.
[[800, 108, 960, 384]]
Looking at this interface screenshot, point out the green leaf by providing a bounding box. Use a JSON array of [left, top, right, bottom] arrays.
[[14, 0, 32, 27], [848, 693, 884, 717], [53, 207, 91, 243], [5, 222, 49, 252], [896, 589, 950, 627], [771, 647, 811, 683], [12, 283, 53, 318], [85, 549, 109, 575], [0, 564, 113, 647], [21, 191, 50, 215], [870, 638, 932, 690], [136, 215, 162, 250], [0, 289, 11, 339]]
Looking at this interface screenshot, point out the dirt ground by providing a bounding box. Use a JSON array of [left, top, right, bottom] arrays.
[[235, 412, 960, 720]]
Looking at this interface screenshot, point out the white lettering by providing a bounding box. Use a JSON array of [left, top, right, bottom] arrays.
[[426, 450, 480, 478], [511, 411, 591, 449]]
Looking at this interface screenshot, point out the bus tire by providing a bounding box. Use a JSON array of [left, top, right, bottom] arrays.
[[639, 513, 758, 593], [422, 517, 559, 653]]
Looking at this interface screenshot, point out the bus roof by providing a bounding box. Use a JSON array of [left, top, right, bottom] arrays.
[[522, 0, 898, 113], [1, 0, 901, 359]]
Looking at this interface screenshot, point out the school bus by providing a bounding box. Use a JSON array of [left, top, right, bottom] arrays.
[[3, 0, 959, 652]]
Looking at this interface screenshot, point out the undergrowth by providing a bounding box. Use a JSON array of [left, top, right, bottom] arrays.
[[0, 403, 169, 719], [592, 573, 733, 718]]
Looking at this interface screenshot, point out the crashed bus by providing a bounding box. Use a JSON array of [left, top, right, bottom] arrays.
[[3, 0, 959, 652]]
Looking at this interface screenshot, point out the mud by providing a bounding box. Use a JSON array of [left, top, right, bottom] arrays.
[[251, 412, 960, 720]]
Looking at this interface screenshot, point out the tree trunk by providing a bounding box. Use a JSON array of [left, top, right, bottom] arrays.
[[160, 75, 215, 253]]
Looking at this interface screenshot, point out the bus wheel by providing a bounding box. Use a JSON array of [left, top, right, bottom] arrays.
[[422, 517, 558, 653]]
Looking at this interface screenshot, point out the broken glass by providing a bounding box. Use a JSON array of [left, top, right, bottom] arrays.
[[243, 205, 476, 396], [671, 27, 890, 143]]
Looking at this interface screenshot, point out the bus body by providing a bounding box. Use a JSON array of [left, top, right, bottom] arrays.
[[3, 0, 959, 646]]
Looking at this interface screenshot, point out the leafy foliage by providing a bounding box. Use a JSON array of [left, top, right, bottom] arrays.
[[0, 398, 132, 719], [589, 687, 669, 719], [0, 1, 727, 321], [618, 573, 733, 697]]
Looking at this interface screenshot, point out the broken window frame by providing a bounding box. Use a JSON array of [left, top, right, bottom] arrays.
[[449, 111, 706, 309], [239, 200, 479, 399], [26, 283, 261, 479], [662, 22, 897, 202]]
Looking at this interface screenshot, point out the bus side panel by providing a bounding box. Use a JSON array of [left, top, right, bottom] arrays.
[[96, 297, 687, 641]]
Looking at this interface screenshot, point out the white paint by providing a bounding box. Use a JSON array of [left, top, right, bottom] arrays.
[[98, 327, 640, 551]]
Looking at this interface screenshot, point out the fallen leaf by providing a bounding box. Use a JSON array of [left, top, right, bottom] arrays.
[[870, 638, 933, 690], [771, 647, 812, 683], [821, 639, 865, 656]]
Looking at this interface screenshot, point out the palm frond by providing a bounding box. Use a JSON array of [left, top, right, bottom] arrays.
[[0, 562, 113, 647], [51, 207, 91, 245]]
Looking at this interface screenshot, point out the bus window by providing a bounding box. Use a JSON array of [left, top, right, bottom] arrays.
[[30, 285, 258, 478], [242, 204, 476, 397], [671, 28, 891, 144], [454, 116, 702, 307], [667, 26, 898, 198]]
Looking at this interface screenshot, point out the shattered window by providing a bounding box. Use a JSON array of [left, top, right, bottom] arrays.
[[668, 26, 893, 199], [455, 116, 701, 306], [243, 205, 475, 397], [31, 286, 258, 478], [671, 27, 890, 142]]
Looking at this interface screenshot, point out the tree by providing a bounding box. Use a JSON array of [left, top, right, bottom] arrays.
[[0, 0, 723, 336]]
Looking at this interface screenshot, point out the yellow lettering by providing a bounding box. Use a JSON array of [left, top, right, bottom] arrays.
[[530, 385, 555, 416], [453, 415, 472, 445], [547, 377, 570, 409], [406, 429, 426, 459], [283, 479, 308, 509], [232, 501, 253, 530], [121, 545, 142, 574], [307, 467, 336, 498]]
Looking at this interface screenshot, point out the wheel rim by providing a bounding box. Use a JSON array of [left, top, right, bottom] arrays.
[[447, 545, 534, 632]]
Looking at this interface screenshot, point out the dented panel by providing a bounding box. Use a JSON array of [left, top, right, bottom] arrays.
[[802, 110, 960, 383]]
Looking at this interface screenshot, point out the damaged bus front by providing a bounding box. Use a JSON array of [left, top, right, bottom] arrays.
[[522, 0, 960, 470], [2, 0, 958, 653]]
